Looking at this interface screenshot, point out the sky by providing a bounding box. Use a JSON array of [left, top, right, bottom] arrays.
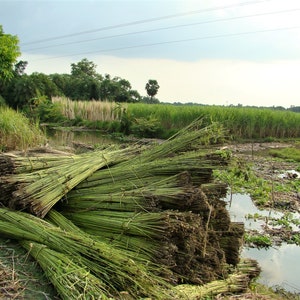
[[1, 0, 300, 107]]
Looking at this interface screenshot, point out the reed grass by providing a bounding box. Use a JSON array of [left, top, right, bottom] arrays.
[[63, 171, 210, 215], [52, 96, 125, 121], [0, 106, 46, 151]]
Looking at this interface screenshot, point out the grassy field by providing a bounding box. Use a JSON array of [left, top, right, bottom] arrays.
[[52, 97, 300, 140], [127, 103, 300, 139]]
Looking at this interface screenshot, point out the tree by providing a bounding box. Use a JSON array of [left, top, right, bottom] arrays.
[[0, 25, 21, 83], [99, 75, 141, 103], [2, 72, 61, 109], [69, 58, 103, 100], [14, 60, 28, 76], [0, 25, 21, 96], [71, 58, 98, 79], [145, 79, 159, 100]]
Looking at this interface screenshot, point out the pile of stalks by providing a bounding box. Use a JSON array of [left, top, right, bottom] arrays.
[[0, 119, 255, 299]]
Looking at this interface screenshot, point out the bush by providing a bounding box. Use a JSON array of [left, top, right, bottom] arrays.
[[0, 106, 46, 151], [131, 117, 163, 138]]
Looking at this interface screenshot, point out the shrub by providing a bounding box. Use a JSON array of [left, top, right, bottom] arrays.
[[0, 106, 46, 151], [131, 117, 163, 138]]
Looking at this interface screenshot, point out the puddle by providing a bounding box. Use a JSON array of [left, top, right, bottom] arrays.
[[224, 193, 300, 293], [45, 128, 117, 149], [242, 244, 300, 292]]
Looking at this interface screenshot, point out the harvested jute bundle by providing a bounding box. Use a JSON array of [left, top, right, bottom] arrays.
[[21, 240, 111, 300], [0, 207, 175, 299], [174, 259, 261, 299], [59, 206, 233, 284], [0, 151, 75, 175], [75, 149, 229, 190], [0, 146, 137, 217], [62, 171, 210, 214]]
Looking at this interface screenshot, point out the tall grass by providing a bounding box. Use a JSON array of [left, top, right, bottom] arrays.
[[52, 97, 125, 122], [51, 98, 300, 139], [127, 104, 300, 139], [0, 106, 46, 151]]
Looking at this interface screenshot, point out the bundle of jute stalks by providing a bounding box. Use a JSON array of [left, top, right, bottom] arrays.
[[0, 146, 138, 217], [0, 119, 255, 299]]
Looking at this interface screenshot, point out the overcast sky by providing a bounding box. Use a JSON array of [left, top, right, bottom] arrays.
[[1, 0, 300, 107]]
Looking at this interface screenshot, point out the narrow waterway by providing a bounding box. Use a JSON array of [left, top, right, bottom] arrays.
[[46, 127, 117, 149], [224, 193, 300, 293]]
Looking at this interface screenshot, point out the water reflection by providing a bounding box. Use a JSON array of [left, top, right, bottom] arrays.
[[225, 193, 283, 231], [243, 245, 300, 292], [224, 193, 300, 293], [46, 128, 117, 149]]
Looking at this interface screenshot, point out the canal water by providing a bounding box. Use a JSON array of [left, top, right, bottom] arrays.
[[46, 128, 117, 149], [224, 193, 300, 293]]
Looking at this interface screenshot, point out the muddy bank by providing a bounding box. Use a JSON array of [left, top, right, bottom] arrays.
[[224, 142, 300, 212]]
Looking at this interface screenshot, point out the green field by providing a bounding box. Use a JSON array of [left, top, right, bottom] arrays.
[[50, 98, 300, 140], [127, 103, 300, 139]]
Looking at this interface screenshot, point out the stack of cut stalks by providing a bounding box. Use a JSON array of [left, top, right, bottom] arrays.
[[0, 120, 255, 299]]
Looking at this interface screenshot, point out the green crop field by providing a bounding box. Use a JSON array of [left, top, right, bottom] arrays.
[[127, 103, 300, 139]]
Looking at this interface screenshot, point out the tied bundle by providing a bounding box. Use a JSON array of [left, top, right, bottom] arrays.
[[0, 119, 251, 299], [0, 146, 137, 217]]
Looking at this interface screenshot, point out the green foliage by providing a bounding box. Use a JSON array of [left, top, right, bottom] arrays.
[[131, 117, 163, 138], [119, 108, 164, 137], [34, 98, 66, 123], [215, 151, 300, 209], [2, 72, 62, 109], [244, 233, 272, 248], [71, 58, 99, 79], [245, 213, 263, 221], [2, 56, 141, 109], [0, 25, 21, 83], [270, 212, 300, 229], [127, 104, 300, 139], [0, 106, 46, 151], [289, 233, 300, 245], [13, 60, 27, 76], [0, 94, 6, 107], [120, 108, 132, 135], [214, 159, 270, 207], [141, 96, 160, 104], [99, 74, 140, 103], [145, 79, 159, 99], [269, 147, 300, 162], [2, 74, 35, 108]]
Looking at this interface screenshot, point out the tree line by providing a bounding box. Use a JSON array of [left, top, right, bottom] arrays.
[[1, 25, 299, 113], [0, 25, 160, 110]]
